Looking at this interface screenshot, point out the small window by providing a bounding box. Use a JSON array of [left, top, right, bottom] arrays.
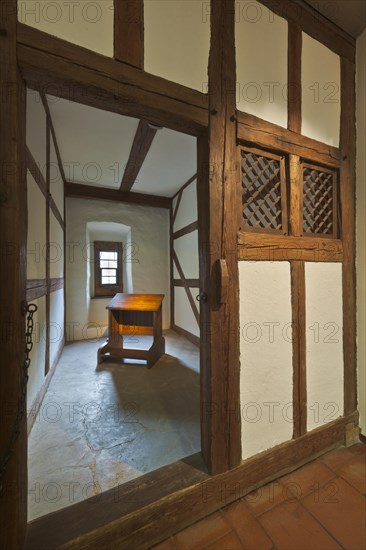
[[94, 241, 123, 297], [239, 145, 288, 235], [302, 162, 338, 238]]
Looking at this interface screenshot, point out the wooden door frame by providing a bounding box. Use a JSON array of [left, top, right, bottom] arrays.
[[1, 0, 359, 548]]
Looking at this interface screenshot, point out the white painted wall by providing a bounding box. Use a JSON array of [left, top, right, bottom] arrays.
[[236, 1, 288, 127], [50, 136, 64, 218], [302, 33, 340, 147], [18, 1, 113, 57], [174, 180, 197, 232], [26, 90, 47, 173], [356, 29, 366, 436], [49, 289, 64, 369], [144, 0, 210, 92], [239, 262, 293, 459], [50, 211, 64, 279], [66, 198, 170, 340], [27, 172, 46, 280], [174, 287, 199, 338], [305, 262, 344, 431]]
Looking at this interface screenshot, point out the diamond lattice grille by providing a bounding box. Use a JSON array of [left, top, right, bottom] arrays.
[[303, 167, 334, 235], [241, 150, 282, 231]]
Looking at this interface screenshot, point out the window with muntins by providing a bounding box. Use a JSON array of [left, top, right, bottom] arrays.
[[94, 241, 123, 297]]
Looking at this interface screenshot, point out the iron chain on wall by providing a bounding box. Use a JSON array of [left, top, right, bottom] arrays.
[[0, 303, 38, 495]]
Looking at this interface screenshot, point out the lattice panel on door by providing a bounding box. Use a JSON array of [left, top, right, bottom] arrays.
[[302, 163, 338, 238], [240, 146, 287, 234]]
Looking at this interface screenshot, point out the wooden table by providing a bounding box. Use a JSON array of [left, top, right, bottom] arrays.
[[97, 293, 165, 368]]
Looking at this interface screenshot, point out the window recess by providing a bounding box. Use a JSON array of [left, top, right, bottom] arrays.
[[94, 241, 123, 297], [239, 145, 288, 235]]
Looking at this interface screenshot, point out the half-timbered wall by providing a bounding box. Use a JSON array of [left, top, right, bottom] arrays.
[[237, 1, 347, 458], [26, 89, 65, 423], [66, 198, 170, 341], [171, 177, 200, 345]]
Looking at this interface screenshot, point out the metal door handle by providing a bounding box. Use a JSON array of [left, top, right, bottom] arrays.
[[196, 292, 207, 303]]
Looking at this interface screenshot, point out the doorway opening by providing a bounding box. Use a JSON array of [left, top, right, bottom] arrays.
[[26, 90, 205, 520]]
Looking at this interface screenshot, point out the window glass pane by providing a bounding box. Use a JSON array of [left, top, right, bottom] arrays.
[[101, 276, 117, 285], [102, 269, 116, 277], [100, 260, 118, 268], [100, 251, 117, 260]]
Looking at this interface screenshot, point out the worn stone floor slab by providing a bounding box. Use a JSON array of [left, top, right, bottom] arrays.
[[28, 330, 200, 520]]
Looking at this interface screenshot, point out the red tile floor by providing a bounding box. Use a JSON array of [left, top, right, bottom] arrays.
[[152, 443, 366, 550]]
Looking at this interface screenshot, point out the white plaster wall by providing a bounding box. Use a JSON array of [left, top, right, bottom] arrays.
[[49, 289, 65, 368], [66, 198, 170, 341], [356, 29, 366, 436], [27, 171, 46, 279], [236, 1, 288, 127], [173, 180, 197, 232], [50, 135, 64, 219], [302, 33, 340, 147], [26, 89, 47, 173], [239, 262, 293, 459], [305, 263, 344, 431], [18, 1, 113, 57], [174, 287, 200, 337], [27, 296, 46, 408], [144, 0, 210, 92], [50, 211, 64, 279], [174, 231, 199, 279]]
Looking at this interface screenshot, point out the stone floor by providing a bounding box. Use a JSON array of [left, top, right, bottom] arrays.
[[152, 443, 366, 550], [28, 330, 200, 521]]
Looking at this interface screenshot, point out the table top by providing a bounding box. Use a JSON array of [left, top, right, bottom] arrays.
[[106, 293, 164, 312]]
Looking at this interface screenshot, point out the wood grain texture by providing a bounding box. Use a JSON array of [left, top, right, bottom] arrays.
[[0, 1, 27, 543], [340, 57, 357, 415], [173, 279, 200, 288], [17, 24, 208, 136], [65, 181, 171, 209], [258, 0, 355, 61], [289, 154, 302, 236], [206, 0, 241, 473], [24, 413, 356, 550], [120, 120, 157, 191], [288, 22, 302, 133], [291, 261, 307, 437], [237, 233, 343, 262], [114, 0, 144, 68], [237, 111, 340, 167]]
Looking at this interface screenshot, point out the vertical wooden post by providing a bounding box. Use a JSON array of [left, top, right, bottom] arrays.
[[288, 22, 302, 134], [340, 57, 357, 417], [201, 0, 241, 474], [0, 0, 28, 546], [114, 0, 144, 69], [45, 119, 51, 374]]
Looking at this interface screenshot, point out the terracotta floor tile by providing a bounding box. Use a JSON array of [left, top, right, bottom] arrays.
[[151, 537, 176, 550], [319, 446, 355, 472], [204, 530, 244, 549], [174, 512, 231, 550], [280, 460, 336, 500], [244, 481, 286, 516], [302, 476, 366, 549], [258, 500, 341, 550], [337, 454, 366, 493], [222, 499, 273, 549], [348, 442, 366, 457]]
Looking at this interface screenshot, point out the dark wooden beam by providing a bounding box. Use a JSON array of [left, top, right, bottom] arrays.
[[340, 57, 357, 416], [26, 147, 65, 231], [205, 0, 241, 474], [24, 413, 356, 550], [172, 251, 200, 325], [0, 1, 27, 545], [173, 279, 200, 288], [237, 111, 340, 168], [257, 0, 355, 61], [114, 0, 144, 69], [291, 261, 307, 438], [120, 120, 157, 191], [288, 22, 302, 133], [65, 181, 171, 209], [17, 24, 208, 136], [26, 278, 64, 303], [173, 221, 198, 240], [45, 121, 51, 375], [237, 233, 343, 262]]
